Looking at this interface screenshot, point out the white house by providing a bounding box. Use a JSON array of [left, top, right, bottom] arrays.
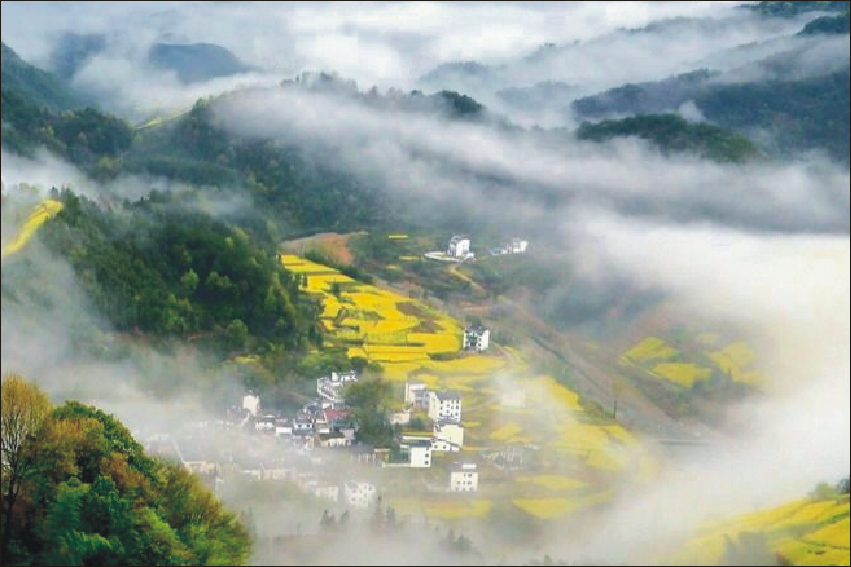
[[318, 431, 349, 448], [404, 381, 429, 409], [344, 480, 377, 508], [449, 461, 479, 492], [429, 391, 462, 423], [434, 421, 464, 447], [389, 408, 411, 426], [313, 482, 340, 503], [242, 392, 260, 416], [254, 414, 277, 432], [431, 438, 461, 452], [275, 418, 293, 437], [317, 371, 358, 404], [447, 235, 471, 258], [406, 439, 432, 468], [464, 326, 490, 352], [509, 238, 528, 254]]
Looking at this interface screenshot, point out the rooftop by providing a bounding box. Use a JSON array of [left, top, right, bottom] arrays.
[[451, 461, 478, 472], [433, 391, 461, 401]]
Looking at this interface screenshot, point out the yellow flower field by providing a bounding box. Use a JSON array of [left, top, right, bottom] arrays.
[[517, 475, 587, 492], [620, 337, 679, 363], [423, 499, 493, 519], [804, 516, 850, 548], [707, 341, 761, 384], [490, 422, 524, 441], [513, 492, 612, 519], [651, 363, 712, 387]]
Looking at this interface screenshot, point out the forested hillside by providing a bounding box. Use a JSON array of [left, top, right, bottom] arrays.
[[0, 375, 251, 565], [3, 188, 321, 354], [576, 114, 762, 163], [0, 42, 87, 112]]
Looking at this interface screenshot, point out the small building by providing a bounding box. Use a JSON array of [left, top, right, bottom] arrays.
[[431, 438, 461, 452], [317, 371, 358, 404], [344, 480, 377, 508], [242, 392, 260, 416], [275, 418, 293, 438], [434, 421, 464, 447], [405, 438, 432, 468], [449, 461, 478, 492], [254, 414, 277, 432], [509, 238, 528, 254], [447, 235, 471, 258], [318, 431, 349, 448], [464, 326, 490, 352], [389, 408, 411, 426], [429, 391, 462, 423], [404, 382, 429, 409]]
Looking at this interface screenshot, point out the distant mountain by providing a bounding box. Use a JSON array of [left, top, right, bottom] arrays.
[[0, 42, 87, 112], [747, 0, 850, 17], [50, 32, 107, 81], [799, 10, 851, 34], [496, 81, 580, 111], [576, 114, 762, 163], [147, 42, 255, 83], [572, 64, 850, 164], [49, 32, 255, 84]]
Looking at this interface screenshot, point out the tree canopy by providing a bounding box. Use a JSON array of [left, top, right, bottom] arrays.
[[0, 375, 251, 566]]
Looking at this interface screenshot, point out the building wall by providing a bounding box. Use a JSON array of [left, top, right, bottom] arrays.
[[428, 392, 461, 422], [409, 446, 432, 468], [434, 423, 465, 447], [450, 470, 478, 492]]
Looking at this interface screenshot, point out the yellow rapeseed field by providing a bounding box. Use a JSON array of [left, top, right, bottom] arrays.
[[513, 492, 612, 519], [651, 363, 712, 387], [517, 475, 587, 492], [490, 422, 523, 441], [620, 336, 679, 363], [423, 499, 493, 519], [707, 341, 762, 384]]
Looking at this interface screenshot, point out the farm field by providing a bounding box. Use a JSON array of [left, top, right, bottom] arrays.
[[619, 335, 763, 388], [670, 496, 850, 566], [281, 254, 658, 522]]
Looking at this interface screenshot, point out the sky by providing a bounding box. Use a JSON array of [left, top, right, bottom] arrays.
[[1, 1, 850, 565]]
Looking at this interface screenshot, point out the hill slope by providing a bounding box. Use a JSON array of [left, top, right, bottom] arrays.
[[0, 42, 87, 112], [576, 114, 762, 163]]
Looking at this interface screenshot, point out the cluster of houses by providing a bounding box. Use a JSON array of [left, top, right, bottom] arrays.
[[234, 372, 360, 451], [489, 237, 529, 256], [427, 235, 529, 264], [387, 381, 479, 492]]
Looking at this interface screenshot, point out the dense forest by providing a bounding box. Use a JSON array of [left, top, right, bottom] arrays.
[[0, 375, 251, 566], [576, 114, 762, 163], [0, 42, 87, 112], [24, 188, 321, 354], [572, 67, 850, 164]]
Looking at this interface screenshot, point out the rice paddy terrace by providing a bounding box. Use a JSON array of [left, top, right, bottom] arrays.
[[280, 253, 658, 523]]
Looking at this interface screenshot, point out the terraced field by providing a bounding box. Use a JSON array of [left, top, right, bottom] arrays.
[[672, 496, 850, 566], [281, 254, 658, 521]]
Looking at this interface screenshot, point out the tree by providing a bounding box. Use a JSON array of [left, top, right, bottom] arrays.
[[1, 374, 52, 557]]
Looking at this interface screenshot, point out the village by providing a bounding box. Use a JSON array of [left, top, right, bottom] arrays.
[[137, 322, 505, 515]]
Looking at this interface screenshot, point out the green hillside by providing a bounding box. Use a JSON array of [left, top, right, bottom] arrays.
[[576, 114, 762, 163], [0, 42, 87, 112]]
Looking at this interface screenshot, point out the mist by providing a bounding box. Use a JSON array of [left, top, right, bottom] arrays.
[[3, 1, 850, 565]]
